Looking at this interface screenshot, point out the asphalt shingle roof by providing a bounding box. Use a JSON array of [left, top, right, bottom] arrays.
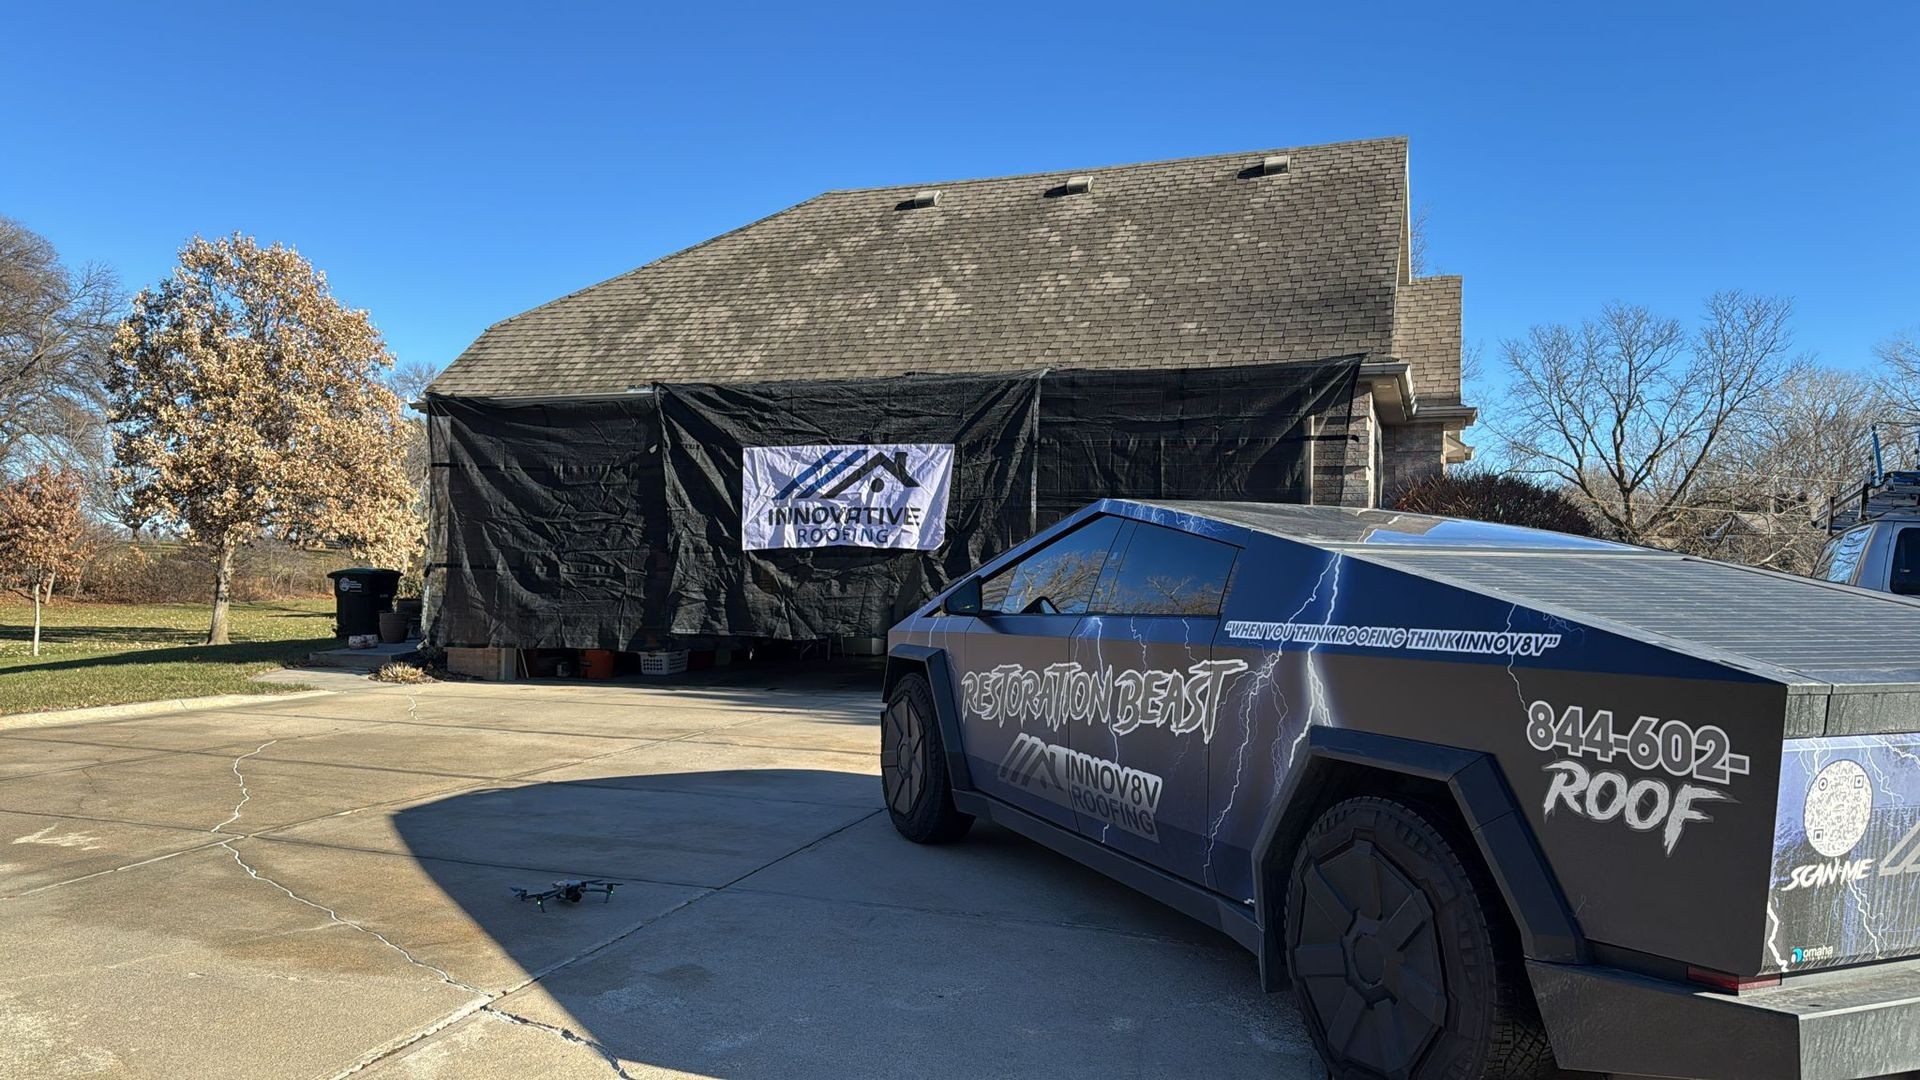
[[429, 136, 1411, 398]]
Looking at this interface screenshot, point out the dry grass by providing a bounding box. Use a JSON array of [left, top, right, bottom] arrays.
[[372, 661, 434, 684]]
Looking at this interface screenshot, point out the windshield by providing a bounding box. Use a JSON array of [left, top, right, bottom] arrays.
[[1813, 526, 1873, 584]]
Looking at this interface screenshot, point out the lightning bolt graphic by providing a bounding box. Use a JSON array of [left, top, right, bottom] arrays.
[[1203, 552, 1343, 885]]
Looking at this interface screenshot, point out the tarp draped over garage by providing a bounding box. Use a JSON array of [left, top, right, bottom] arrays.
[[427, 394, 669, 653], [425, 357, 1359, 647], [657, 373, 1043, 641], [1035, 362, 1364, 525]]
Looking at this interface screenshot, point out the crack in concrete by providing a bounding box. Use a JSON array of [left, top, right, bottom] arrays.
[[480, 1007, 637, 1078], [213, 708, 647, 1080], [342, 807, 885, 1077], [8, 686, 859, 1077], [210, 738, 487, 995], [3, 695, 765, 904]]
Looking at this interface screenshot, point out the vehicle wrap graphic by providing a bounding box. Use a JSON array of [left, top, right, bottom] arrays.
[[1529, 698, 1751, 855], [1194, 535, 1763, 904], [998, 734, 1165, 840], [889, 498, 1893, 975], [959, 659, 1247, 741], [1222, 620, 1563, 657], [1767, 734, 1920, 972]]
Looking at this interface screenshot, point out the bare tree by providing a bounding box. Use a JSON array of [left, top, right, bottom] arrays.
[[387, 359, 442, 408], [1668, 367, 1887, 571], [1496, 292, 1803, 547], [0, 218, 122, 473], [1876, 332, 1920, 461], [1409, 203, 1434, 277], [1460, 339, 1485, 396]]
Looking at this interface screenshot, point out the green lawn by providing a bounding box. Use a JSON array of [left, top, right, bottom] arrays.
[[0, 599, 336, 716]]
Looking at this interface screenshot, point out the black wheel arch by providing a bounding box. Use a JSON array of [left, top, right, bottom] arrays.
[[1251, 726, 1586, 991], [884, 645, 975, 794]]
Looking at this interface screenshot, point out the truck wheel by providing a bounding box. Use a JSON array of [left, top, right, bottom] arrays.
[[1284, 796, 1554, 1080], [881, 673, 973, 844]]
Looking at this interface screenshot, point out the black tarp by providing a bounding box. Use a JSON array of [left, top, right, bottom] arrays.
[[657, 373, 1041, 640], [1036, 360, 1362, 523], [427, 357, 1359, 646], [427, 394, 667, 651]]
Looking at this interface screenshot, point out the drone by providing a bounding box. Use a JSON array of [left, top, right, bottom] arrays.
[[509, 878, 620, 912]]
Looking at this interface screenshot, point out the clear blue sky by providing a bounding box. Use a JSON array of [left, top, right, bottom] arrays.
[[4, 3, 1915, 392]]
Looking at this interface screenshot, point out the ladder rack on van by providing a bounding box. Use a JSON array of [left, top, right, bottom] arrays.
[[1829, 425, 1920, 531]]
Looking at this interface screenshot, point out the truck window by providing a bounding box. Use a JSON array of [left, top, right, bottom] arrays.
[[1093, 521, 1238, 616], [1893, 528, 1920, 596], [1814, 526, 1873, 584], [979, 516, 1124, 615]]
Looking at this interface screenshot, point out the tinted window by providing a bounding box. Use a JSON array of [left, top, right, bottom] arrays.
[[1894, 528, 1920, 596], [1096, 521, 1238, 616], [1815, 526, 1872, 584], [980, 516, 1124, 615]]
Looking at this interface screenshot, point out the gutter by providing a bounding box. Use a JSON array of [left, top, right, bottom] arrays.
[[1358, 360, 1417, 423], [412, 388, 657, 412], [1418, 402, 1478, 426], [1356, 360, 1478, 429]]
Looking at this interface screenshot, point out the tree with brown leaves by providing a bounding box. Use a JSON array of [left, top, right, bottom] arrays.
[[109, 235, 416, 644], [0, 464, 93, 656]]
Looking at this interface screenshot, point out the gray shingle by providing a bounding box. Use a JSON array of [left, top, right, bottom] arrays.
[[430, 137, 1415, 398]]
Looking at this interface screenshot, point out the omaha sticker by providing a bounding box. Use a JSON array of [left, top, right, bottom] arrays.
[[742, 443, 953, 551]]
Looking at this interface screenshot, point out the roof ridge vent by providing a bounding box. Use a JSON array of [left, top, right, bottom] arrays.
[[1045, 175, 1093, 198], [900, 189, 941, 210]]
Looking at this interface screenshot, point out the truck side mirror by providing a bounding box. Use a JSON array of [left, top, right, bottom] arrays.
[[945, 577, 983, 615]]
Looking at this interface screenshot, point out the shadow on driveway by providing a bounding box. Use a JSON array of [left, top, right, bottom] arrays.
[[385, 767, 1309, 1078]]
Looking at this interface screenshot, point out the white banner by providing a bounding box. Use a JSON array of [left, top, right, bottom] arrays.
[[741, 443, 954, 551]]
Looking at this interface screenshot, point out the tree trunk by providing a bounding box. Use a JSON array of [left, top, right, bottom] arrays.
[[207, 541, 235, 645], [30, 578, 44, 658]]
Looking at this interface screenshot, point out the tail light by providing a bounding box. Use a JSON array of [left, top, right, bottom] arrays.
[[1686, 966, 1782, 992]]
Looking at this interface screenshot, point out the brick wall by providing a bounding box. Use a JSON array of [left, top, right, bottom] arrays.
[[1312, 385, 1377, 507]]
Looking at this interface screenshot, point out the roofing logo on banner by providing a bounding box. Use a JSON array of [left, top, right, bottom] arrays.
[[742, 443, 954, 551]]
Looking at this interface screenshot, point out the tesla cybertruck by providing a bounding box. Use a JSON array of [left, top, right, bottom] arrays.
[[880, 499, 1920, 1080]]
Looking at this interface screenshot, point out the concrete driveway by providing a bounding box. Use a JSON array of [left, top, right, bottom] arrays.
[[0, 665, 1316, 1078]]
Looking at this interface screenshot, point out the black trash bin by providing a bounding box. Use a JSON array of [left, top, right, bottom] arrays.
[[326, 568, 401, 639]]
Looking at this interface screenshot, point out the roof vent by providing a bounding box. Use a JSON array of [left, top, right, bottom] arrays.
[[1061, 175, 1092, 195], [1259, 154, 1290, 177], [903, 189, 941, 209]]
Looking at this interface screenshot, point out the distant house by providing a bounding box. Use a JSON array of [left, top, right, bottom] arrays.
[[425, 136, 1475, 650]]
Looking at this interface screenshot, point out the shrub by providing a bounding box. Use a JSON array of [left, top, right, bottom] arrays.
[[71, 540, 336, 602], [1392, 472, 1597, 537]]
